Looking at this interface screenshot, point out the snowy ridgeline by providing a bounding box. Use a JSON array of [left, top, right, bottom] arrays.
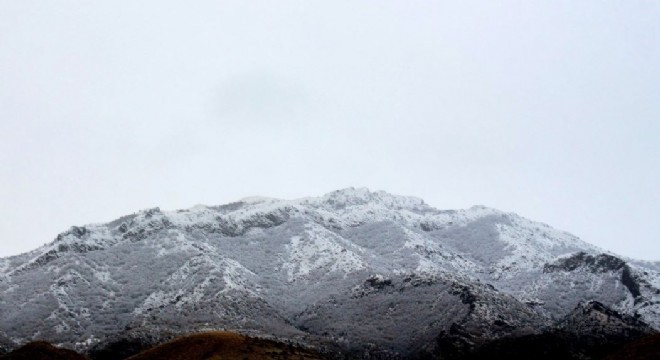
[[0, 188, 658, 355]]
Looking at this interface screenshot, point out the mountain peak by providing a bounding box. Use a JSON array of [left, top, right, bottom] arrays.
[[237, 196, 278, 204], [312, 187, 426, 210]]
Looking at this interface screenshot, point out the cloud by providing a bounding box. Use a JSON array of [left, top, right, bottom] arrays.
[[213, 72, 308, 127]]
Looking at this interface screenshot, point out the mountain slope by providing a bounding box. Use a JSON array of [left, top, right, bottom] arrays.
[[0, 188, 657, 358]]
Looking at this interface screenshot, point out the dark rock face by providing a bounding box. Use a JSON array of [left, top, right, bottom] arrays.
[[365, 275, 393, 289], [450, 285, 478, 308], [622, 267, 642, 299], [56, 242, 103, 254], [544, 252, 627, 273]]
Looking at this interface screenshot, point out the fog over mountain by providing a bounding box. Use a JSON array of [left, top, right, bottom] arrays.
[[1, 189, 658, 358], [2, 1, 659, 262]]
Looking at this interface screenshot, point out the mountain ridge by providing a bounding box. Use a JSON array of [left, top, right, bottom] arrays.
[[0, 188, 658, 358]]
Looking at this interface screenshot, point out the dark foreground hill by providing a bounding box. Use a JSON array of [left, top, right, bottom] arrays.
[[0, 332, 326, 360], [604, 334, 660, 360], [2, 330, 660, 360], [0, 341, 87, 360], [126, 331, 325, 360]]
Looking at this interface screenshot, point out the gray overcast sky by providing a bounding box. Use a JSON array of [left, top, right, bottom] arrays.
[[1, 1, 659, 260]]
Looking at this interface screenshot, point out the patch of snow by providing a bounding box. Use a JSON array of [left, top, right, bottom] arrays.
[[135, 252, 259, 315], [402, 228, 480, 274], [75, 335, 100, 349], [282, 224, 365, 282], [220, 258, 259, 294]]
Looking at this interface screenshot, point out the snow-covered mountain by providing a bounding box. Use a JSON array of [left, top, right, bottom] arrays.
[[0, 188, 658, 358]]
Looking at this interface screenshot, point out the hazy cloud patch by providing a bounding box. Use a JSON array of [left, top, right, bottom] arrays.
[[213, 72, 309, 127]]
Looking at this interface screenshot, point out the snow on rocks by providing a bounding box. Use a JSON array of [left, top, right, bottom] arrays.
[[282, 224, 365, 282]]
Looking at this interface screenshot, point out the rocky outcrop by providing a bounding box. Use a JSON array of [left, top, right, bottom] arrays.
[[544, 253, 643, 300]]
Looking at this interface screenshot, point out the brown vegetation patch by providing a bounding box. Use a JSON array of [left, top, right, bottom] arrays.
[[126, 331, 326, 360]]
